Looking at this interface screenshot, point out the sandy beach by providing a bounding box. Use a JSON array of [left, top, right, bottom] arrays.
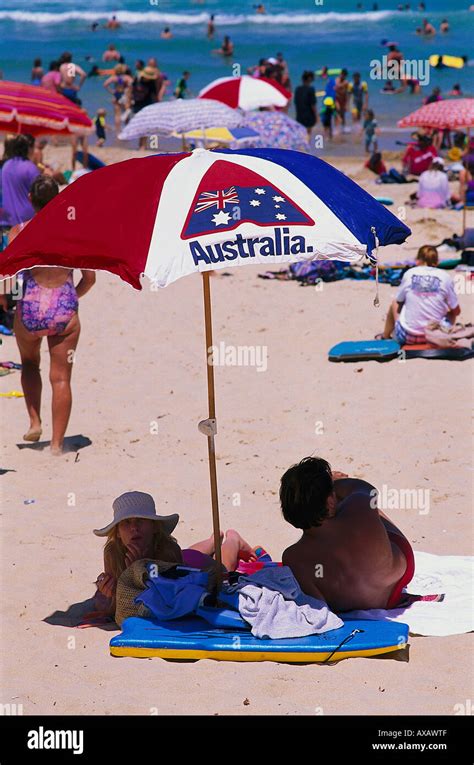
[[0, 141, 472, 717]]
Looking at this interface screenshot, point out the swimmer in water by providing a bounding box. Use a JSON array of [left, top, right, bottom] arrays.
[[214, 36, 234, 57], [161, 27, 172, 39], [440, 19, 449, 33], [105, 16, 121, 30], [207, 14, 215, 39], [421, 18, 436, 36]]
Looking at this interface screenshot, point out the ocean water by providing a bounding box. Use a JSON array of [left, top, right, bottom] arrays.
[[0, 0, 472, 151]]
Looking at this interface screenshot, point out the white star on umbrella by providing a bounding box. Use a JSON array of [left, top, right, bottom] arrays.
[[273, 195, 285, 202], [254, 188, 266, 195], [275, 213, 287, 220], [212, 210, 231, 226], [274, 204, 281, 208], [249, 200, 261, 207]]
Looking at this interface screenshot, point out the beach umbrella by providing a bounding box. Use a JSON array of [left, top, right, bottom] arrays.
[[199, 76, 291, 111], [0, 148, 410, 579], [0, 81, 93, 137], [172, 126, 259, 148], [397, 98, 474, 131], [233, 112, 309, 151], [398, 98, 474, 229], [117, 99, 243, 142]]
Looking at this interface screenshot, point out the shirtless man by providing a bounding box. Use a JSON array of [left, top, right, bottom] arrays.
[[334, 69, 351, 132], [59, 52, 86, 104], [281, 457, 415, 612]]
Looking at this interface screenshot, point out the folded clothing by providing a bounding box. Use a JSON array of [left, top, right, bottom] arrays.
[[228, 566, 343, 639]]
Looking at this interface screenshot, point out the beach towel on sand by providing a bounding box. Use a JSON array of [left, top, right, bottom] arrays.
[[343, 552, 473, 636]]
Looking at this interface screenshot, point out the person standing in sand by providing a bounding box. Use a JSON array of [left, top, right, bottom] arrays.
[[8, 176, 96, 455], [281, 458, 416, 612]]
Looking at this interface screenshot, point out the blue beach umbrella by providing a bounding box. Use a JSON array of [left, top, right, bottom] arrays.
[[1, 148, 411, 575]]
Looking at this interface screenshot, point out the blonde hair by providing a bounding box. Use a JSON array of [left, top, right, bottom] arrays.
[[104, 522, 182, 580], [417, 245, 438, 267]]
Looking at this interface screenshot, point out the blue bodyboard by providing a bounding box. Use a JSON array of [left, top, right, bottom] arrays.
[[110, 615, 409, 663], [329, 339, 401, 362]]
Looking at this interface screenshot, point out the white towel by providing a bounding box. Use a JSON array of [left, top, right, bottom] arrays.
[[237, 584, 344, 639], [230, 566, 343, 639], [343, 551, 474, 636]]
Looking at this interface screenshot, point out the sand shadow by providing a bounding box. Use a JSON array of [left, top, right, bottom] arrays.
[[16, 434, 92, 453], [44, 597, 119, 632], [0, 468, 17, 475]]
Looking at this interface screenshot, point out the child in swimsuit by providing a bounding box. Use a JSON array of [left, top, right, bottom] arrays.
[[92, 491, 257, 619], [9, 175, 96, 453]]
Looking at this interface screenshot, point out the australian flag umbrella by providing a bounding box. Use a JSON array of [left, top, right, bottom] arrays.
[[0, 148, 410, 579]]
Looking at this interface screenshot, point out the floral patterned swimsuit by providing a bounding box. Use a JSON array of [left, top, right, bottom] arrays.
[[19, 269, 78, 336], [14, 219, 78, 337]]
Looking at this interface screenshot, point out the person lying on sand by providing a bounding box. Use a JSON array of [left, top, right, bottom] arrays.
[[281, 457, 415, 611], [92, 491, 256, 617]]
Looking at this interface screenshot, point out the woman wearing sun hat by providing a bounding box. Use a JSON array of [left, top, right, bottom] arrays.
[[93, 491, 256, 616]]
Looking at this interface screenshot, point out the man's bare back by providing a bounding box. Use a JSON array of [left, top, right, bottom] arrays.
[[280, 461, 411, 612]]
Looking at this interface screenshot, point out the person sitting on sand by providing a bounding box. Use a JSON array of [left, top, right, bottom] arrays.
[[8, 176, 96, 454], [417, 156, 450, 208], [281, 458, 416, 611], [377, 245, 460, 345], [92, 491, 256, 617]]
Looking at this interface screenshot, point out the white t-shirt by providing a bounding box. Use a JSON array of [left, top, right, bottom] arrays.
[[396, 265, 459, 335]]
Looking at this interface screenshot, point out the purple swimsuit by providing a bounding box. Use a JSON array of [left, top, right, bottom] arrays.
[[19, 269, 78, 336]]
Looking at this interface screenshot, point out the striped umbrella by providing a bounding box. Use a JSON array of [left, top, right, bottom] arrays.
[[398, 98, 474, 231], [233, 112, 309, 151], [397, 98, 474, 130], [118, 98, 243, 141], [1, 148, 410, 579], [0, 80, 93, 136], [199, 76, 291, 111]]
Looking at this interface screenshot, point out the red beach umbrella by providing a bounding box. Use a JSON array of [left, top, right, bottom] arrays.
[[0, 81, 93, 137]]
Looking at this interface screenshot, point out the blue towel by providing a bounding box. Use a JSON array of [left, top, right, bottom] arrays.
[[135, 568, 209, 621]]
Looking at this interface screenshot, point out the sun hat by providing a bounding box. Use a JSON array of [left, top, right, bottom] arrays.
[[93, 491, 179, 537], [141, 66, 158, 80], [431, 156, 445, 167]]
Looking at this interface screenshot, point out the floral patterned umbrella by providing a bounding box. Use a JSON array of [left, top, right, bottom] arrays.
[[231, 111, 309, 152]]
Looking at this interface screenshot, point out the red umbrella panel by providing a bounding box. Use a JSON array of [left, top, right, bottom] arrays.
[[0, 81, 93, 136]]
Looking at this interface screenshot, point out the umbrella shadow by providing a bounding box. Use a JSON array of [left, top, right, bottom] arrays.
[[16, 434, 92, 453], [44, 597, 118, 632], [0, 467, 17, 475]]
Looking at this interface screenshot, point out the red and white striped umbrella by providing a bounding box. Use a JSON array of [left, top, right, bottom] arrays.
[[0, 80, 93, 136], [397, 98, 474, 130], [199, 76, 291, 111]]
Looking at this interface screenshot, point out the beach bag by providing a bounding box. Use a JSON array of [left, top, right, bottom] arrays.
[[114, 558, 178, 626]]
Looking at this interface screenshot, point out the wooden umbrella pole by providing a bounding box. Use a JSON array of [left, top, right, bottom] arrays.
[[199, 270, 223, 589]]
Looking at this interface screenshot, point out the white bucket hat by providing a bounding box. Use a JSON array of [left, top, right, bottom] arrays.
[[93, 491, 179, 537]]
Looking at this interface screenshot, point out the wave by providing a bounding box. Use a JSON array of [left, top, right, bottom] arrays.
[[0, 10, 410, 26]]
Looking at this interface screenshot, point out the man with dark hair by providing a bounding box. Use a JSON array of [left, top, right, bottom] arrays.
[[280, 457, 415, 611], [294, 70, 317, 137]]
